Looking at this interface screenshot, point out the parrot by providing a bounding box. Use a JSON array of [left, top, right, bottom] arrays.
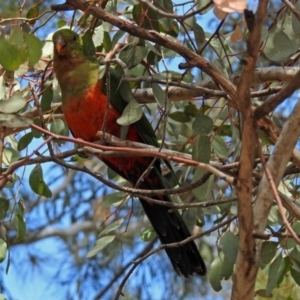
[[52, 29, 206, 277]]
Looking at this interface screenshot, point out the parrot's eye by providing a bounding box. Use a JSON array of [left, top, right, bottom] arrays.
[[73, 36, 77, 41]]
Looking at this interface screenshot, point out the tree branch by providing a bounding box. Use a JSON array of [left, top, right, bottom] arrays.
[[232, 5, 268, 300]]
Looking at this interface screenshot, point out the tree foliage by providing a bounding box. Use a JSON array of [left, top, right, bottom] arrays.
[[0, 0, 300, 299]]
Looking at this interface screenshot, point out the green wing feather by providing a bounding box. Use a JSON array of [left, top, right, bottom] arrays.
[[103, 68, 180, 187]]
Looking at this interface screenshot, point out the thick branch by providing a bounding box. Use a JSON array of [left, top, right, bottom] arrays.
[[253, 97, 300, 263], [232, 5, 268, 300]]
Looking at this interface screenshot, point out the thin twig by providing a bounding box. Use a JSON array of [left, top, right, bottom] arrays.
[[282, 0, 300, 21], [114, 215, 237, 300]]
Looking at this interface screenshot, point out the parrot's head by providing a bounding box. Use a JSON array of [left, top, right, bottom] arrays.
[[53, 29, 85, 60]]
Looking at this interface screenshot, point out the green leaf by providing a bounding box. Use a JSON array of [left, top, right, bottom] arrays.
[[220, 254, 234, 280], [263, 26, 298, 62], [117, 101, 143, 126], [291, 266, 300, 286], [0, 198, 9, 219], [26, 1, 42, 26], [86, 235, 116, 257], [100, 192, 126, 207], [56, 19, 67, 28], [289, 246, 300, 268], [0, 94, 26, 113], [92, 25, 104, 47], [14, 213, 26, 242], [0, 239, 7, 263], [292, 3, 300, 35], [31, 118, 43, 138], [158, 17, 179, 37], [119, 45, 148, 69], [266, 253, 286, 296], [99, 218, 124, 237], [18, 132, 33, 151], [184, 103, 198, 118], [17, 199, 25, 214], [29, 164, 52, 198], [24, 33, 43, 67], [3, 148, 20, 165], [0, 36, 27, 71], [212, 135, 228, 160], [82, 30, 96, 57], [103, 32, 112, 51], [133, 3, 159, 32], [192, 135, 211, 163], [9, 27, 24, 46], [260, 241, 278, 265], [192, 114, 213, 135], [192, 168, 214, 201], [50, 119, 66, 135], [152, 83, 167, 107], [4, 173, 18, 189], [219, 231, 239, 264], [140, 228, 156, 241], [0, 113, 32, 128], [169, 111, 191, 123], [112, 30, 126, 48], [41, 86, 53, 111], [209, 255, 223, 292], [0, 76, 5, 100], [194, 22, 205, 51]]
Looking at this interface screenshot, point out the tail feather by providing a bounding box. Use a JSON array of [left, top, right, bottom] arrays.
[[103, 159, 206, 276], [139, 184, 206, 277]]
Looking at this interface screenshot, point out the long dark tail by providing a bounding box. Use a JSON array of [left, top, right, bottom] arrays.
[[103, 158, 206, 276], [139, 182, 206, 277]]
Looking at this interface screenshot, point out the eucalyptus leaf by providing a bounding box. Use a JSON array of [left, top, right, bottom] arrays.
[[0, 239, 7, 263], [292, 3, 300, 35], [0, 198, 9, 219], [194, 21, 205, 51], [266, 254, 286, 296], [192, 168, 214, 201], [0, 113, 32, 128], [26, 1, 42, 26], [209, 255, 223, 292], [192, 135, 211, 163], [260, 241, 278, 265], [14, 213, 26, 242], [99, 218, 124, 237], [117, 101, 143, 126], [119, 45, 148, 69], [152, 83, 167, 107], [101, 192, 126, 207], [24, 33, 43, 67], [140, 228, 156, 241], [86, 235, 116, 257], [0, 36, 27, 71], [0, 94, 26, 113], [41, 86, 53, 111], [263, 26, 298, 62], [219, 231, 239, 264], [29, 164, 52, 198], [212, 135, 228, 160], [3, 148, 20, 165], [168, 111, 191, 123], [192, 114, 213, 135]]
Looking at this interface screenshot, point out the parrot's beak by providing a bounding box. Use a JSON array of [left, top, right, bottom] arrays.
[[54, 36, 66, 56]]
